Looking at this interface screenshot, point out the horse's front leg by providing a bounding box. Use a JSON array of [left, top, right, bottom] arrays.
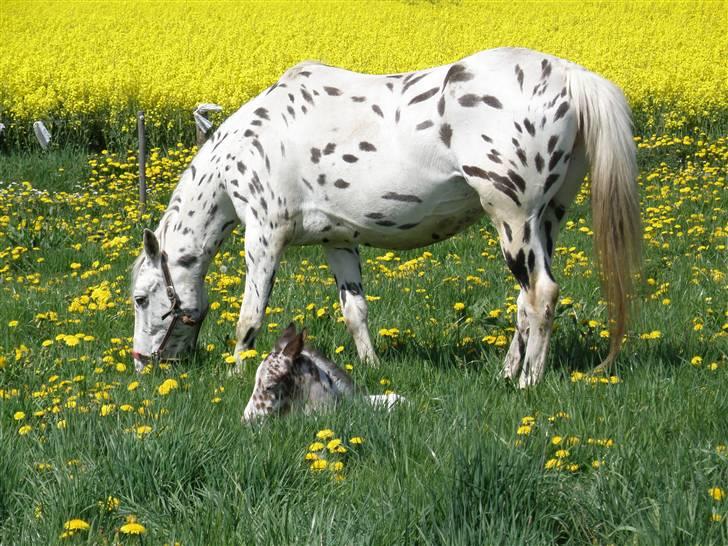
[[325, 245, 378, 365], [503, 289, 529, 380], [232, 228, 286, 374]]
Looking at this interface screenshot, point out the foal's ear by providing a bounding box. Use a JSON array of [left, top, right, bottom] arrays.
[[282, 332, 304, 359], [143, 229, 160, 261], [274, 323, 298, 352]]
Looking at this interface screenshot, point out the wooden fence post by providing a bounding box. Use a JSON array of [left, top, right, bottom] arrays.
[[137, 111, 147, 213]]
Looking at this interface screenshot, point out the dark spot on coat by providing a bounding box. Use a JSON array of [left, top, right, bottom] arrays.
[[515, 64, 524, 91], [371, 104, 384, 117], [301, 88, 314, 104], [544, 221, 554, 256], [416, 120, 434, 130], [177, 254, 198, 268], [376, 220, 396, 227], [503, 221, 512, 242], [401, 73, 428, 93], [342, 154, 358, 163], [553, 101, 569, 121], [535, 153, 545, 173], [462, 165, 489, 179], [523, 118, 535, 136], [505, 249, 529, 289], [408, 87, 439, 106], [310, 148, 321, 164], [516, 148, 527, 167], [351, 96, 366, 102], [482, 95, 503, 109], [324, 86, 342, 96], [528, 249, 535, 273], [365, 212, 384, 219], [381, 192, 422, 203], [317, 174, 326, 186], [437, 95, 445, 116], [359, 141, 376, 152], [544, 173, 560, 193], [334, 179, 350, 188], [440, 124, 453, 148], [458, 94, 481, 107], [323, 142, 336, 155], [507, 169, 526, 192], [444, 64, 475, 87], [547, 135, 558, 154], [549, 150, 564, 171], [254, 107, 269, 120], [523, 222, 531, 244]]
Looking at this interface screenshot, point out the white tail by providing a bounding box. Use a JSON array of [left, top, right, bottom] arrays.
[[567, 67, 642, 369]]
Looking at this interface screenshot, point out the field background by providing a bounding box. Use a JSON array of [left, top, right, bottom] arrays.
[[1, 1, 727, 544]]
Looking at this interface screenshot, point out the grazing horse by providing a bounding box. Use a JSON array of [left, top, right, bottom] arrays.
[[131, 47, 641, 387], [242, 324, 404, 421]]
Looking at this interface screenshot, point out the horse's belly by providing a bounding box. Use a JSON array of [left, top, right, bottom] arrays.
[[294, 178, 483, 250]]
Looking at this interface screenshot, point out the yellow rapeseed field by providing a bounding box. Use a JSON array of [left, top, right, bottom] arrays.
[[1, 0, 726, 144]]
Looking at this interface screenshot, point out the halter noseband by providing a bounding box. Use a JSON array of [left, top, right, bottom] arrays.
[[132, 251, 208, 365]]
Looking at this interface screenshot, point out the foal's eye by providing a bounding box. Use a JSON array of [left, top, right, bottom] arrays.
[[134, 295, 148, 308]]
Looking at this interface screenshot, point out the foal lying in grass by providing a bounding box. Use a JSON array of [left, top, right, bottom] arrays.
[[243, 324, 403, 421]]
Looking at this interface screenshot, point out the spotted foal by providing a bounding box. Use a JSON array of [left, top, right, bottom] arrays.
[[242, 324, 403, 421]]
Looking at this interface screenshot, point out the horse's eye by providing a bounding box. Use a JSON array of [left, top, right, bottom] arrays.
[[134, 295, 148, 308]]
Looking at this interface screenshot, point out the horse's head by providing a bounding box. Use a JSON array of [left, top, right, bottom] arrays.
[[242, 324, 305, 422], [131, 229, 208, 371]]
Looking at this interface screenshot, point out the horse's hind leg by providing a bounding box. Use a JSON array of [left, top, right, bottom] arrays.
[[232, 227, 286, 373], [325, 246, 378, 364]]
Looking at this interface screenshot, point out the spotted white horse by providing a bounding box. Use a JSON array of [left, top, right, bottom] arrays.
[[131, 47, 641, 388]]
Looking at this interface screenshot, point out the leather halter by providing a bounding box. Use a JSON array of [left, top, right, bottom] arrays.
[[132, 251, 208, 365]]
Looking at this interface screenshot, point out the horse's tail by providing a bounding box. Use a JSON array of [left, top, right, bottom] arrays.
[[567, 67, 642, 368]]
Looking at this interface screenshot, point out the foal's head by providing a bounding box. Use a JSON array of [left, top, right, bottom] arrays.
[[242, 324, 306, 422]]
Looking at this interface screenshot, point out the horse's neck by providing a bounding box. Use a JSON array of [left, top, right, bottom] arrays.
[[157, 143, 239, 273]]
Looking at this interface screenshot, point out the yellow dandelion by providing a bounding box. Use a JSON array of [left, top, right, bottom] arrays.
[[63, 519, 90, 531], [453, 302, 465, 311], [516, 425, 532, 435], [349, 436, 364, 445], [157, 378, 178, 395], [120, 522, 146, 535], [308, 442, 325, 451], [708, 487, 725, 502], [555, 449, 570, 458], [18, 425, 32, 435], [13, 411, 25, 420], [316, 429, 335, 440], [310, 459, 328, 471]]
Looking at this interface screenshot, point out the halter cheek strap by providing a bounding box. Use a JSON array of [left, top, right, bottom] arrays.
[[132, 251, 208, 365]]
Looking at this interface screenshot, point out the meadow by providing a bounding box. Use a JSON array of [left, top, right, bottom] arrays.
[[1, 1, 727, 545]]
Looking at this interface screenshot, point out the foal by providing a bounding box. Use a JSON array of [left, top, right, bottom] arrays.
[[243, 324, 403, 421]]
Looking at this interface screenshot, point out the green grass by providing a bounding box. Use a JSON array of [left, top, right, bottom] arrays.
[[0, 131, 726, 544]]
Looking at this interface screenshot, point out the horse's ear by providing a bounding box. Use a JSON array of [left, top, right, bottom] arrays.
[[300, 328, 307, 343], [143, 229, 160, 261], [274, 323, 297, 352], [282, 332, 304, 360]]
